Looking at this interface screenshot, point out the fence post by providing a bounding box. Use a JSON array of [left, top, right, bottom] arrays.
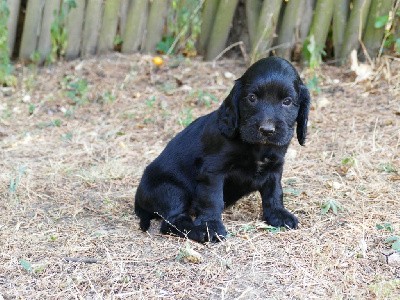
[[205, 0, 239, 61], [363, 0, 395, 58], [19, 0, 46, 61], [122, 0, 148, 53], [37, 0, 61, 63], [6, 0, 20, 57], [142, 0, 169, 53], [198, 0, 220, 55], [276, 0, 305, 60], [65, 0, 85, 60], [98, 0, 121, 54], [251, 0, 282, 62], [340, 0, 372, 63], [82, 0, 103, 57]]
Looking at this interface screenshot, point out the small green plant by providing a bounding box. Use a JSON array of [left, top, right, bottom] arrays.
[[385, 236, 400, 252], [37, 119, 63, 128], [321, 199, 343, 215], [28, 104, 36, 115], [62, 76, 89, 105], [379, 163, 397, 173], [49, 235, 58, 241], [158, 0, 202, 56], [376, 223, 394, 233], [341, 156, 356, 167], [9, 166, 26, 194], [19, 259, 32, 273], [193, 90, 219, 107], [178, 108, 193, 127], [0, 1, 16, 86], [303, 35, 326, 95], [113, 34, 123, 47], [145, 96, 156, 108], [256, 223, 285, 233], [303, 35, 326, 70], [49, 0, 77, 63], [306, 74, 321, 94], [100, 91, 116, 104], [62, 132, 73, 141]]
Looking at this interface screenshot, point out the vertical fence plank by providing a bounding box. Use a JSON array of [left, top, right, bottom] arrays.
[[19, 0, 46, 61], [340, 0, 372, 63], [251, 0, 282, 61], [65, 0, 85, 60], [333, 0, 349, 63], [308, 0, 334, 51], [119, 0, 129, 37], [98, 0, 121, 54], [198, 0, 220, 55], [276, 0, 304, 59], [205, 0, 239, 61], [363, 0, 395, 58], [245, 0, 261, 48], [37, 0, 61, 63], [121, 0, 148, 53], [142, 0, 168, 53], [299, 0, 315, 42], [82, 0, 103, 57], [6, 0, 20, 56]]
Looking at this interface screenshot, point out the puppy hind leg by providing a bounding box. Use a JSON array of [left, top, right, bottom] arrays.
[[134, 202, 155, 231], [160, 214, 194, 238]]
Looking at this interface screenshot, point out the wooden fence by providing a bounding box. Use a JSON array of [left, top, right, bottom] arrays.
[[3, 0, 399, 64]]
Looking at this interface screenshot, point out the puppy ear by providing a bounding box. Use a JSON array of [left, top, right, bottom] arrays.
[[296, 84, 311, 146], [218, 81, 241, 138]]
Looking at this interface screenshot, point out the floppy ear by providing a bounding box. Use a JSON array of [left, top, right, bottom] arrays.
[[217, 80, 241, 138], [296, 84, 311, 146]]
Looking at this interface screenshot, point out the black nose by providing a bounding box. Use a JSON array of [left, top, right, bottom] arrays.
[[259, 123, 276, 136]]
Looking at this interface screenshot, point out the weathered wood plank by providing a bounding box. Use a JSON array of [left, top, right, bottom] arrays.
[[37, 0, 61, 63], [98, 0, 121, 54], [6, 0, 21, 56], [65, 0, 85, 60], [82, 0, 103, 57], [121, 0, 148, 53], [19, 0, 46, 61], [142, 0, 168, 53]]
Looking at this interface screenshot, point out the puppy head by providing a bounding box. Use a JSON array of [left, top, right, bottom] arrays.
[[218, 57, 311, 146]]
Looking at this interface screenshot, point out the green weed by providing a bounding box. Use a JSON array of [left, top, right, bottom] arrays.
[[100, 91, 116, 104], [379, 162, 397, 173], [49, 0, 77, 63], [158, 0, 202, 56], [62, 76, 89, 105], [28, 104, 36, 115], [0, 1, 16, 86], [376, 223, 394, 233], [178, 108, 193, 127], [385, 236, 400, 252], [9, 166, 26, 194], [145, 96, 156, 108], [321, 199, 343, 215], [193, 90, 219, 107]]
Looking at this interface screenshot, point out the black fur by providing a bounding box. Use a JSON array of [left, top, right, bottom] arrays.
[[135, 57, 311, 242]]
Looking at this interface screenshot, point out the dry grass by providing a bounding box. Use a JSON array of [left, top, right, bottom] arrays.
[[0, 54, 399, 299]]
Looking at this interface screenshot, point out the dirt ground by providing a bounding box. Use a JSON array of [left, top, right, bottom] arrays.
[[0, 54, 399, 299]]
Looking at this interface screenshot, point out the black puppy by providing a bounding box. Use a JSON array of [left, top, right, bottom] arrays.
[[135, 57, 311, 242]]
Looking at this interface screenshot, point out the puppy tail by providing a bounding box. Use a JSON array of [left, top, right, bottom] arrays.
[[134, 202, 154, 231]]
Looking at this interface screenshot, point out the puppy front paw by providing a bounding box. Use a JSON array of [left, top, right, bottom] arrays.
[[188, 220, 227, 243], [263, 208, 298, 229]]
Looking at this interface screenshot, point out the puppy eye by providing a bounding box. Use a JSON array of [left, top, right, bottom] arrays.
[[282, 97, 292, 106], [248, 94, 257, 103]]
